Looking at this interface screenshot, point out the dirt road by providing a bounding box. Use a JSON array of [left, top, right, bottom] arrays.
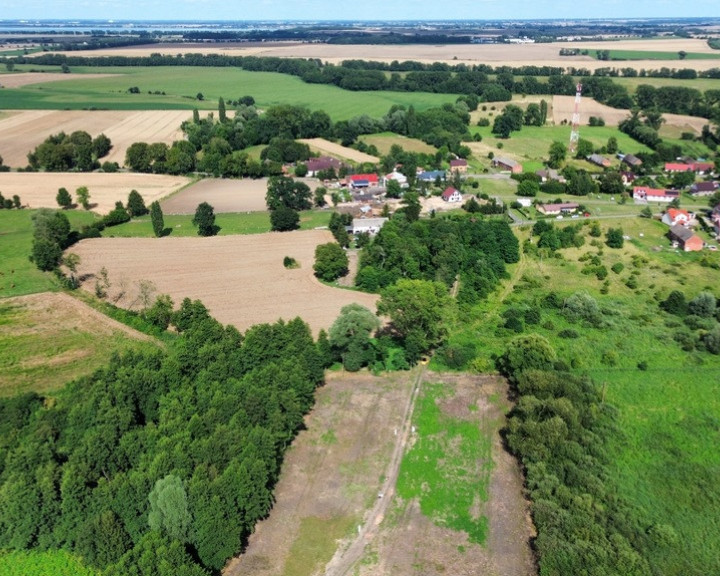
[[323, 366, 425, 576]]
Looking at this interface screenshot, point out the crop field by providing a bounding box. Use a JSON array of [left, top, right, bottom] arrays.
[[68, 231, 379, 335], [299, 138, 380, 163], [0, 109, 199, 167], [0, 172, 191, 215], [0, 71, 116, 88], [0, 67, 459, 120], [0, 292, 155, 397], [358, 132, 437, 155], [161, 178, 271, 214]]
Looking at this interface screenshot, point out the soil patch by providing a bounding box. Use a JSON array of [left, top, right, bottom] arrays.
[[0, 72, 116, 89]]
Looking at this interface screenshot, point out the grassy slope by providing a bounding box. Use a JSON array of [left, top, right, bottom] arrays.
[[0, 66, 458, 120]]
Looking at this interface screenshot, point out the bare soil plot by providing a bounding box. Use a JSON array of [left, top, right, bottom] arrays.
[[552, 95, 709, 131], [68, 231, 379, 335], [0, 109, 196, 168], [0, 72, 116, 89], [0, 172, 190, 215], [0, 292, 154, 397], [226, 370, 414, 576], [299, 138, 380, 164], [161, 177, 324, 214]]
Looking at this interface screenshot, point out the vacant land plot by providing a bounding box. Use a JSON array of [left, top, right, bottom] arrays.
[[0, 172, 191, 215], [0, 292, 154, 397], [299, 138, 380, 164], [69, 231, 378, 335], [0, 109, 196, 167], [359, 132, 437, 155], [552, 95, 709, 132], [0, 72, 115, 89]]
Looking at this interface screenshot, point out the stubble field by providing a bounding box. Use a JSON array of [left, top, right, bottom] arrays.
[[68, 230, 379, 335]]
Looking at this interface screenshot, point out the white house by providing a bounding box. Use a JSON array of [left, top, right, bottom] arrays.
[[352, 217, 388, 235], [441, 187, 463, 203]]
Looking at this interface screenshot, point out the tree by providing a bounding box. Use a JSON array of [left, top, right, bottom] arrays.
[[31, 209, 71, 271], [148, 475, 192, 542], [56, 187, 72, 209], [329, 303, 380, 371], [386, 179, 402, 199], [377, 279, 453, 358], [270, 205, 300, 232], [218, 97, 227, 123], [517, 180, 539, 197], [575, 138, 594, 158], [150, 201, 164, 237], [399, 190, 421, 222], [688, 291, 717, 318], [606, 227, 624, 248], [567, 170, 597, 196], [126, 190, 148, 217], [76, 186, 91, 210], [313, 243, 349, 282], [145, 294, 174, 329], [548, 141, 567, 169], [496, 333, 557, 382], [606, 136, 618, 154], [266, 176, 312, 211], [192, 202, 218, 236], [313, 186, 327, 208], [91, 134, 112, 159], [599, 171, 625, 196]]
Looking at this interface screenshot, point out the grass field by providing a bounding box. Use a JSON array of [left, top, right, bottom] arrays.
[[397, 381, 492, 544], [0, 209, 98, 298], [590, 49, 720, 61], [358, 132, 437, 155], [0, 66, 459, 120], [0, 549, 97, 575]]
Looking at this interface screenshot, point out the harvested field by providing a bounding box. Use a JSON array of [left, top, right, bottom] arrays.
[[0, 172, 190, 215], [0, 72, 115, 89], [359, 133, 436, 155], [68, 231, 379, 335], [552, 95, 709, 131], [161, 177, 324, 214], [300, 138, 380, 164], [0, 292, 154, 396], [0, 109, 198, 168]]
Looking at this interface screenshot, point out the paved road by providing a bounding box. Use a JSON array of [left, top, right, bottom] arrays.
[[323, 367, 425, 576]]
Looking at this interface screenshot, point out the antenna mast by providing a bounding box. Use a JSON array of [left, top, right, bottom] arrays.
[[569, 82, 582, 154]]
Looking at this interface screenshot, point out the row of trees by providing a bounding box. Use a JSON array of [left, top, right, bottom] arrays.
[[0, 304, 328, 574]]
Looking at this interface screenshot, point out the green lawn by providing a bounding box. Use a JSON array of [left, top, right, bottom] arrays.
[[0, 209, 98, 298], [0, 66, 459, 121], [0, 550, 97, 576], [590, 49, 720, 61]]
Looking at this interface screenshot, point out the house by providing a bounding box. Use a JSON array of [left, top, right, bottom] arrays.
[[691, 161, 714, 175], [633, 186, 680, 203], [668, 224, 703, 252], [383, 170, 408, 188], [352, 217, 388, 235], [348, 173, 379, 189], [666, 160, 714, 174], [449, 159, 468, 173], [662, 208, 691, 227], [690, 181, 719, 197], [621, 154, 643, 168], [621, 171, 636, 186], [587, 154, 611, 168], [665, 162, 693, 173], [711, 205, 720, 237], [417, 170, 446, 183], [441, 187, 463, 203], [492, 157, 522, 174], [537, 202, 580, 216], [306, 156, 344, 177], [536, 169, 566, 183]]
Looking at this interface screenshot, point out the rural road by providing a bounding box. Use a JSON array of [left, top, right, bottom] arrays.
[[323, 366, 426, 576]]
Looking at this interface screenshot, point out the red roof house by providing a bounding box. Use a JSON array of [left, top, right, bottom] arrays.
[[665, 163, 693, 173], [662, 208, 691, 227], [441, 187, 463, 203], [348, 173, 379, 188], [633, 186, 680, 203]]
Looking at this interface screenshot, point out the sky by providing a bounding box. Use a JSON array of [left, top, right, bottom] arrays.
[[2, 0, 719, 22]]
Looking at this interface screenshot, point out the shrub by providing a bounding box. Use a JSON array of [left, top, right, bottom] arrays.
[[563, 292, 602, 326], [611, 262, 625, 274], [283, 256, 299, 269], [438, 343, 477, 369], [558, 329, 579, 339]]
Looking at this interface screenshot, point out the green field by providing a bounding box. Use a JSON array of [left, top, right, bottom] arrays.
[[0, 66, 459, 120], [0, 209, 98, 298], [397, 381, 492, 544], [591, 49, 720, 61], [0, 550, 97, 576]]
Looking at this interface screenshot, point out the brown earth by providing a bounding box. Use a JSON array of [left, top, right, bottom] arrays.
[[300, 138, 380, 164], [161, 177, 325, 214], [552, 95, 709, 131], [0, 172, 191, 215], [67, 231, 379, 335], [0, 109, 200, 168], [0, 72, 116, 89]]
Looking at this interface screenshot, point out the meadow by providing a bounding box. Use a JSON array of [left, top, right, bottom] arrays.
[[0, 550, 97, 576], [590, 49, 720, 61]]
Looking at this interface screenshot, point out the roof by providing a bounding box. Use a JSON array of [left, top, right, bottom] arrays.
[[349, 173, 378, 181], [665, 163, 692, 172], [352, 217, 388, 229], [442, 187, 461, 199], [622, 154, 642, 166], [542, 202, 579, 211], [588, 154, 609, 165], [692, 162, 714, 171], [669, 224, 697, 242], [450, 159, 468, 167], [666, 208, 690, 220], [634, 186, 676, 197], [306, 156, 342, 172], [494, 157, 519, 168], [692, 181, 718, 192], [418, 170, 446, 181]]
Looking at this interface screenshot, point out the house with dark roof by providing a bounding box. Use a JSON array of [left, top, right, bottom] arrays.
[[690, 181, 719, 197], [441, 187, 463, 203], [621, 154, 643, 168], [536, 169, 566, 183], [449, 158, 468, 173], [621, 171, 636, 186], [587, 154, 611, 168], [417, 170, 446, 183], [668, 224, 703, 252], [492, 157, 522, 174], [306, 156, 344, 177]]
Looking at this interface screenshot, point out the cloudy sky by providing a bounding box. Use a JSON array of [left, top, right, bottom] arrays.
[[3, 0, 719, 21]]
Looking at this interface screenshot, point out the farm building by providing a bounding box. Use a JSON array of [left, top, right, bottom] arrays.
[[348, 173, 379, 189], [690, 181, 719, 197], [662, 208, 692, 227], [621, 154, 643, 168], [352, 217, 388, 235], [306, 156, 344, 177], [665, 162, 693, 173], [587, 154, 611, 168], [665, 161, 714, 174], [441, 187, 463, 203], [537, 202, 580, 216], [417, 170, 446, 183], [668, 225, 703, 252], [449, 158, 468, 173], [633, 186, 679, 203], [382, 170, 408, 188], [492, 157, 522, 174], [536, 169, 566, 183]]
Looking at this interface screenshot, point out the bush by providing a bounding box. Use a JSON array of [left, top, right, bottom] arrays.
[[611, 262, 625, 274], [562, 292, 602, 326], [283, 256, 299, 269], [438, 343, 477, 369], [558, 329, 579, 339]]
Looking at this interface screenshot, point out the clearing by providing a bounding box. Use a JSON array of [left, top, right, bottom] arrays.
[[67, 230, 379, 335], [0, 172, 191, 215], [0, 292, 155, 397], [0, 109, 199, 168], [299, 138, 380, 164]]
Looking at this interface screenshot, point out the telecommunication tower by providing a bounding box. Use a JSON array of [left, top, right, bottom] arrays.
[[568, 82, 582, 154]]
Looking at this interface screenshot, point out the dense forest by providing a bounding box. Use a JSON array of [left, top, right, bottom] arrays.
[[0, 301, 328, 575]]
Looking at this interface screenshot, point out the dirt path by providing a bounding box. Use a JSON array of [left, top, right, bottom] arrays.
[[323, 366, 425, 576]]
